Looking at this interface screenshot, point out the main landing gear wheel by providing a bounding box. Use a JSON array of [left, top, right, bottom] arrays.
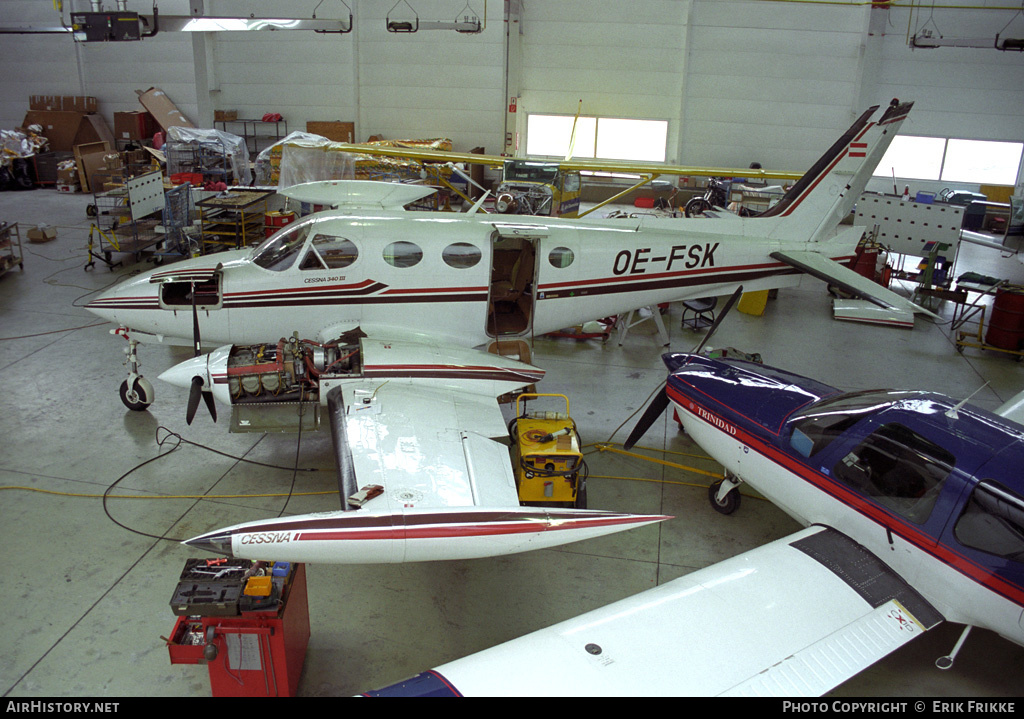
[[708, 477, 741, 515], [119, 376, 155, 411]]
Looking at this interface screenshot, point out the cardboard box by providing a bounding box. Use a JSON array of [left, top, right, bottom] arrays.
[[114, 110, 158, 141], [214, 110, 238, 122], [29, 95, 62, 111], [57, 167, 78, 185], [136, 87, 194, 131], [73, 140, 112, 193], [307, 121, 354, 143], [29, 95, 97, 113], [27, 225, 57, 243], [22, 110, 114, 153]]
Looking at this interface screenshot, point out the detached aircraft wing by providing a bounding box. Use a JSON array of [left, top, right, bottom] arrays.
[[366, 525, 943, 696], [179, 337, 669, 564]]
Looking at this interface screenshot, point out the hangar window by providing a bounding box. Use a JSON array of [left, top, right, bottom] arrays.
[[384, 241, 423, 268], [830, 423, 954, 524], [954, 481, 1024, 562], [442, 242, 482, 269], [526, 114, 668, 163], [549, 246, 575, 268], [874, 136, 1023, 185]]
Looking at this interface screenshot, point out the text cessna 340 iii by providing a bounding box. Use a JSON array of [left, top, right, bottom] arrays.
[[85, 99, 933, 566], [359, 353, 1024, 696]]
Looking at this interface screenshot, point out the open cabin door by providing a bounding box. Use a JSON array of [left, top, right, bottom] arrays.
[[487, 223, 545, 338]]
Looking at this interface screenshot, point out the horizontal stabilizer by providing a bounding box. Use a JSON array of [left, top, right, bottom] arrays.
[[182, 507, 671, 564], [280, 180, 437, 209], [772, 248, 940, 319]]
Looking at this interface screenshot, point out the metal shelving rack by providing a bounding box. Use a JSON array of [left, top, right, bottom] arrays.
[[0, 221, 24, 277]]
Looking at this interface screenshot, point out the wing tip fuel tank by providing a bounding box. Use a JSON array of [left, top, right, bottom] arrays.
[[182, 507, 672, 564]]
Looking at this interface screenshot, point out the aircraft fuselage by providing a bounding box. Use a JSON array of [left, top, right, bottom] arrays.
[[86, 209, 845, 348], [664, 353, 1024, 648]]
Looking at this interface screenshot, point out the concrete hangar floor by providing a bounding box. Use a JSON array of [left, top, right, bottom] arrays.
[[1, 187, 1022, 698]]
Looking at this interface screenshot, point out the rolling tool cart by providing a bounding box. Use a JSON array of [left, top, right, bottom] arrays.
[[152, 182, 199, 263], [167, 559, 310, 697], [85, 170, 165, 270]]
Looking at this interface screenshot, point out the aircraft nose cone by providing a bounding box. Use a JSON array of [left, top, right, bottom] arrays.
[[158, 355, 209, 389], [182, 531, 234, 557]]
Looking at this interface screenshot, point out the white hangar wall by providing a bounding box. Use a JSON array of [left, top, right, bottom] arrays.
[[0, 0, 1021, 189]]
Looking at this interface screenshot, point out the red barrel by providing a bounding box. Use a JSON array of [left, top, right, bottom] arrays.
[[850, 246, 880, 281], [985, 289, 1024, 351], [265, 211, 296, 238]]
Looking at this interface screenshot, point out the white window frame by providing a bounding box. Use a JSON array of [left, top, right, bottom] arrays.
[[526, 114, 668, 163], [874, 135, 1023, 186]]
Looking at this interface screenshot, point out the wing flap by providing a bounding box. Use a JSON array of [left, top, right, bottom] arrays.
[[772, 247, 940, 319], [340, 381, 520, 512], [395, 525, 942, 696]]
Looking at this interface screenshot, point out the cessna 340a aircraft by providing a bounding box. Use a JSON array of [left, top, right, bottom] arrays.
[[359, 352, 1024, 696], [85, 99, 933, 565]]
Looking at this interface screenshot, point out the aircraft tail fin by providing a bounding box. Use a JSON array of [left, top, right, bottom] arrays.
[[763, 100, 913, 243]]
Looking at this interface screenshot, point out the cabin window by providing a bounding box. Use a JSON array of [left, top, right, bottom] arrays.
[[310, 235, 358, 269], [383, 241, 423, 268], [251, 220, 314, 271], [954, 481, 1024, 562], [830, 422, 954, 524], [442, 242, 482, 269], [788, 390, 916, 457], [549, 247, 575, 268], [300, 250, 327, 270]]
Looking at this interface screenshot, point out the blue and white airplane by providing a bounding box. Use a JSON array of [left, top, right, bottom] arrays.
[[363, 352, 1024, 695]]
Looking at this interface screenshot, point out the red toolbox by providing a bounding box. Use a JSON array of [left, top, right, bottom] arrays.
[[167, 562, 310, 697]]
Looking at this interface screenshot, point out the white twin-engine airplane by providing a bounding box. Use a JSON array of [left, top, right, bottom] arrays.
[[360, 352, 1024, 696], [85, 99, 928, 566]]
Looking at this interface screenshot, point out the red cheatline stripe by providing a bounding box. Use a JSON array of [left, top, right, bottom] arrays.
[[294, 515, 660, 541]]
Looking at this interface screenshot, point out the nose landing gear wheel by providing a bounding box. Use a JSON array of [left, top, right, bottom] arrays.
[[708, 477, 741, 515], [119, 377, 155, 411]]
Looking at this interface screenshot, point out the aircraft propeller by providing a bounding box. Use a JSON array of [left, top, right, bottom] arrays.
[[185, 280, 217, 425], [622, 286, 744, 450]]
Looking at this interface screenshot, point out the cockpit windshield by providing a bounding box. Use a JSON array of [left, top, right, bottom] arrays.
[[788, 389, 915, 458], [250, 218, 315, 271]]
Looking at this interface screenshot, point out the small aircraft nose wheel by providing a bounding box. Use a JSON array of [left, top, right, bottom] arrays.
[[708, 477, 741, 515], [119, 377, 155, 411]]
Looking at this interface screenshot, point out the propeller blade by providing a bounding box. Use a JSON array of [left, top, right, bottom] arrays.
[[202, 389, 218, 423], [186, 375, 203, 425], [191, 280, 201, 358], [693, 285, 743, 355], [623, 386, 670, 451]]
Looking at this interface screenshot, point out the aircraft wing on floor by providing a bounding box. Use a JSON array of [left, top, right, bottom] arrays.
[[366, 525, 944, 696], [179, 338, 670, 564], [772, 247, 940, 319]]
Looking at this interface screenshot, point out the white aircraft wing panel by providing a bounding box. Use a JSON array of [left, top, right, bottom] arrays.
[[772, 248, 940, 319], [340, 381, 520, 511], [397, 525, 943, 697]]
